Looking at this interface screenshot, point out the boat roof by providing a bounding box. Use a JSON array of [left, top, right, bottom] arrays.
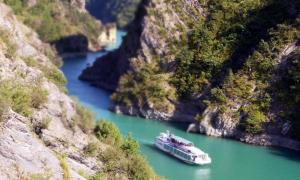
[[170, 134, 193, 145]]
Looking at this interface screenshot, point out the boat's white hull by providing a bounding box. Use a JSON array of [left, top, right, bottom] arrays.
[[155, 140, 211, 165]]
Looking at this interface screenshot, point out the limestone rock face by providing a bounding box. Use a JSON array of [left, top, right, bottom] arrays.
[[80, 0, 300, 151], [0, 3, 101, 178], [98, 24, 117, 46], [80, 0, 203, 90], [70, 0, 87, 12]]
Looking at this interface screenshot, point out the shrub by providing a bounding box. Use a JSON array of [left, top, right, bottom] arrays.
[[211, 88, 227, 104], [241, 106, 266, 134], [58, 155, 71, 180], [195, 114, 203, 123], [0, 97, 9, 122], [127, 154, 156, 180], [88, 172, 106, 180], [0, 28, 17, 59], [94, 120, 121, 146], [8, 85, 32, 117], [0, 80, 51, 117], [30, 88, 48, 109], [83, 142, 99, 157], [73, 104, 95, 133], [40, 116, 52, 129], [42, 66, 67, 92], [23, 56, 38, 67], [120, 134, 139, 156]]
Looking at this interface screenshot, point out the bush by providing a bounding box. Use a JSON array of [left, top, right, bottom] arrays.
[[58, 155, 71, 180], [30, 88, 48, 109], [88, 172, 106, 180], [40, 116, 51, 129], [23, 56, 38, 67], [94, 120, 121, 146], [127, 154, 156, 180], [241, 106, 266, 134], [73, 104, 95, 133], [42, 66, 67, 92], [6, 84, 32, 117], [0, 28, 17, 59], [83, 142, 99, 157], [120, 134, 139, 156], [0, 97, 8, 122], [195, 114, 203, 123], [211, 88, 227, 104]]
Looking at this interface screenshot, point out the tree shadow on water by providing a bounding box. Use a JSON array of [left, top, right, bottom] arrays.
[[268, 147, 300, 163]]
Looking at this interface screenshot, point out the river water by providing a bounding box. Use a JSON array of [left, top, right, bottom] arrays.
[[61, 30, 300, 180]]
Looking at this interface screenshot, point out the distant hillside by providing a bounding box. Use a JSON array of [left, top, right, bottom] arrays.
[[86, 0, 141, 28], [3, 0, 116, 54]]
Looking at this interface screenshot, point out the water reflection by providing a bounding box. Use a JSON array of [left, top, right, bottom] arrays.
[[194, 168, 211, 180]]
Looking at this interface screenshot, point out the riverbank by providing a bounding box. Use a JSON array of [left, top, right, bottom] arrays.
[[110, 104, 300, 151]]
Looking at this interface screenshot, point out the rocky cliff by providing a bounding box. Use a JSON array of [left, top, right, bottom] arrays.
[[0, 3, 157, 179], [80, 0, 204, 122], [80, 0, 300, 150]]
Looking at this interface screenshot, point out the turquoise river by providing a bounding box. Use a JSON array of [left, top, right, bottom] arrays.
[[61, 30, 300, 180]]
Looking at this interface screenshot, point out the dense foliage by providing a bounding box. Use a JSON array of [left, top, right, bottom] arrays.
[[114, 0, 300, 136], [93, 120, 159, 179], [94, 120, 122, 145], [275, 48, 300, 139], [112, 62, 176, 113], [173, 0, 298, 97]]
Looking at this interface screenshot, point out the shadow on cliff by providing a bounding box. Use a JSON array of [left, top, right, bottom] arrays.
[[52, 34, 89, 56], [79, 0, 149, 90], [213, 0, 300, 86]]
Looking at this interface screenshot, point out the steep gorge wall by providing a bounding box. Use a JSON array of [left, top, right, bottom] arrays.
[[80, 0, 300, 150], [0, 3, 157, 179]]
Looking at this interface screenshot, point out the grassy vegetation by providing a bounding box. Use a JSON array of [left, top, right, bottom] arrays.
[[73, 103, 95, 133], [0, 28, 17, 59], [31, 88, 48, 109], [0, 97, 8, 122], [83, 142, 99, 157], [0, 80, 48, 117], [41, 66, 67, 93], [58, 154, 71, 180]]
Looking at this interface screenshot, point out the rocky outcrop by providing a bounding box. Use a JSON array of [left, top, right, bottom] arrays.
[[0, 3, 107, 178], [186, 43, 300, 151], [80, 0, 203, 90]]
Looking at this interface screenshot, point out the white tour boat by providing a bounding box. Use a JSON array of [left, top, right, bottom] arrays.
[[154, 131, 212, 165]]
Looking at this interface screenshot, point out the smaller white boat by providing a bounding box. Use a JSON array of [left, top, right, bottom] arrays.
[[155, 131, 212, 165]]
